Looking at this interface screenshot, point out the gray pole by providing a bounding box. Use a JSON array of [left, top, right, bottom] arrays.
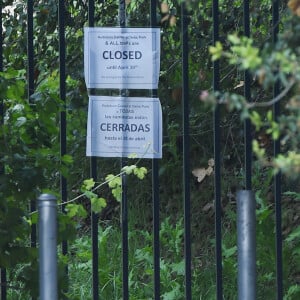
[[38, 194, 58, 300], [237, 190, 256, 300]]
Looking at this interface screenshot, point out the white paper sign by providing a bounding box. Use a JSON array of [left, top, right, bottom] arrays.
[[84, 27, 160, 89], [86, 96, 162, 158]]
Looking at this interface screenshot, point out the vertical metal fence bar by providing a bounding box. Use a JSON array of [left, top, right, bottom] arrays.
[[272, 1, 283, 298], [27, 0, 34, 99], [38, 194, 58, 300], [0, 1, 2, 72], [237, 190, 256, 300], [27, 0, 37, 252], [88, 0, 95, 24], [243, 0, 252, 190], [90, 158, 99, 300], [121, 168, 129, 299], [58, 1, 68, 284], [181, 3, 191, 299], [88, 2, 100, 299], [0, 269, 6, 300], [152, 159, 160, 299], [150, 0, 160, 298], [0, 4, 6, 299], [119, 0, 126, 27], [27, 5, 38, 297], [212, 0, 223, 298], [119, 1, 129, 298]]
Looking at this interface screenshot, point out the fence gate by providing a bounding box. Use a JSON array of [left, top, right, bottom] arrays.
[[0, 0, 296, 299]]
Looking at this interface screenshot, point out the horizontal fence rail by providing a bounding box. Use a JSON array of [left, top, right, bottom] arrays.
[[1, 0, 293, 299]]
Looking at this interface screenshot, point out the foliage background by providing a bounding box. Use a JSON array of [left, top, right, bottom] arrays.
[[1, 0, 300, 298]]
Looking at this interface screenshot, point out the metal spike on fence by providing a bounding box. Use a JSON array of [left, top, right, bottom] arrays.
[[38, 194, 58, 300]]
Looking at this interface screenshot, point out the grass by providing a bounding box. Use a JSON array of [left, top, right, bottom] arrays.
[[6, 198, 300, 299], [65, 218, 221, 299]]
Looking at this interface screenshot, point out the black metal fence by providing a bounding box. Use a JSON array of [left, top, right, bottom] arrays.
[[0, 0, 290, 299]]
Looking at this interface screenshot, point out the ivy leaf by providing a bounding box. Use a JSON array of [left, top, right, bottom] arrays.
[[66, 204, 87, 218], [105, 174, 115, 183], [106, 174, 121, 188], [91, 197, 107, 213], [122, 164, 137, 175], [112, 186, 122, 202], [82, 178, 95, 191], [133, 167, 147, 179], [84, 190, 96, 199]]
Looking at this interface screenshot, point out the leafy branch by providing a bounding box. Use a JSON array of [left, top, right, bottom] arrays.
[[60, 163, 148, 217], [207, 9, 300, 177], [246, 78, 296, 108]]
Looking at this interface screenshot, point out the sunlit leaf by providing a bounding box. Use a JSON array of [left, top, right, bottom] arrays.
[[91, 197, 107, 213], [82, 178, 95, 191], [133, 167, 147, 179]]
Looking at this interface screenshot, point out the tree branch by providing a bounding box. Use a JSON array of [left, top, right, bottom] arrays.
[[246, 78, 296, 108]]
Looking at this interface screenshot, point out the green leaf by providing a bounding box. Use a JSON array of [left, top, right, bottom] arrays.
[[266, 110, 273, 122], [82, 178, 95, 191], [66, 204, 87, 218], [28, 211, 38, 225], [112, 186, 122, 202], [171, 260, 185, 275], [122, 164, 136, 175], [133, 167, 148, 179], [162, 282, 181, 300], [209, 41, 223, 61], [6, 80, 25, 100], [228, 34, 241, 45], [91, 197, 107, 213], [250, 111, 262, 131], [252, 140, 266, 158], [286, 226, 300, 243], [106, 174, 122, 188], [84, 190, 96, 199], [284, 284, 300, 299], [223, 245, 237, 258], [0, 68, 19, 79], [61, 154, 73, 164], [283, 191, 300, 200], [105, 174, 115, 183]]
